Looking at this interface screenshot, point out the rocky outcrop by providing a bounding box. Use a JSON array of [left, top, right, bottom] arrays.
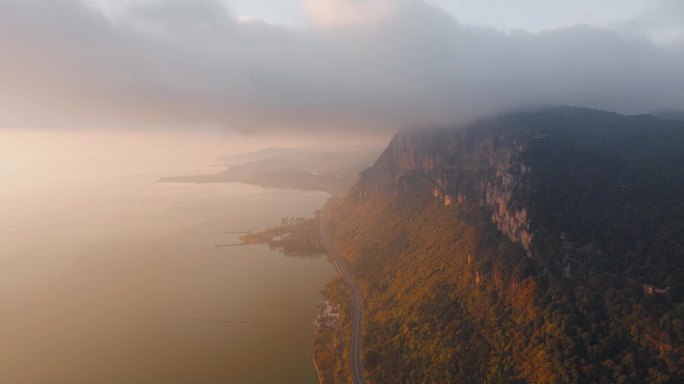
[[335, 107, 684, 383], [353, 122, 536, 254]]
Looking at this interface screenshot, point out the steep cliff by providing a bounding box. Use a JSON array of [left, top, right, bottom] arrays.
[[355, 120, 534, 253], [327, 107, 684, 383], [351, 107, 684, 283]]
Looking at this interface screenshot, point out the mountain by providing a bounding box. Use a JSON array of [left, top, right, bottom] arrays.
[[323, 107, 684, 383], [214, 147, 310, 167], [160, 147, 381, 193], [651, 109, 684, 123]]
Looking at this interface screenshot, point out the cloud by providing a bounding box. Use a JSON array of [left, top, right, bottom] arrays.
[[303, 0, 392, 27], [0, 0, 683, 132], [620, 0, 684, 43], [124, 0, 231, 30]]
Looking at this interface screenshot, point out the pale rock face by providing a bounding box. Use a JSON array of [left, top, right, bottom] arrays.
[[353, 127, 536, 255]]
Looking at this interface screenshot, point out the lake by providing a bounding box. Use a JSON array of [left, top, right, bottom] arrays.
[[0, 170, 334, 383]]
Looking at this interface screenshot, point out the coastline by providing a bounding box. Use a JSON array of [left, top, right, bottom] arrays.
[[213, 183, 351, 384], [230, 192, 343, 384], [313, 282, 350, 384]]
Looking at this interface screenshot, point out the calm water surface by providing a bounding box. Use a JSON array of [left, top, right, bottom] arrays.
[[0, 170, 333, 383]]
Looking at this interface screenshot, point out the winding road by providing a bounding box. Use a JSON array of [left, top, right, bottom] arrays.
[[320, 204, 367, 384]]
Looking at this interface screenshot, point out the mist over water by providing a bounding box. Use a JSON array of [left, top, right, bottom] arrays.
[[0, 131, 334, 383]]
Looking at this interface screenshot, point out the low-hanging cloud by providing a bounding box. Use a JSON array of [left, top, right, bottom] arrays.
[[0, 0, 683, 132]]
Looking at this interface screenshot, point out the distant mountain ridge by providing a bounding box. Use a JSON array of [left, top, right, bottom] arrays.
[[324, 107, 684, 383], [651, 109, 684, 122], [160, 146, 381, 193]]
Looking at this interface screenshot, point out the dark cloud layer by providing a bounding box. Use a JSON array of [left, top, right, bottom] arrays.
[[1, 0, 683, 132]]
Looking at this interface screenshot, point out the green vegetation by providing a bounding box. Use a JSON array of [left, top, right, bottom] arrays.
[[516, 110, 684, 289], [314, 277, 354, 384], [324, 108, 684, 383]]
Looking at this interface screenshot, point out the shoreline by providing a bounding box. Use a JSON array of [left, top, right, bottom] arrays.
[[206, 182, 345, 384]]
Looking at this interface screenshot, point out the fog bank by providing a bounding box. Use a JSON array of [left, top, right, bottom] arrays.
[[1, 0, 683, 132]]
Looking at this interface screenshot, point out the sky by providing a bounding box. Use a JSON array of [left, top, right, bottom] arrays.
[[227, 0, 655, 32], [1, 0, 683, 134]]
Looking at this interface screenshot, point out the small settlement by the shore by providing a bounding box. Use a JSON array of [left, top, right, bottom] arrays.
[[240, 214, 349, 384], [315, 300, 340, 329]]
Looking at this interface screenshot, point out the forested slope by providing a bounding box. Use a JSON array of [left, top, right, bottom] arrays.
[[327, 107, 684, 383]]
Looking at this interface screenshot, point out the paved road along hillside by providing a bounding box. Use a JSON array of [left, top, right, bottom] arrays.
[[319, 204, 367, 384]]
